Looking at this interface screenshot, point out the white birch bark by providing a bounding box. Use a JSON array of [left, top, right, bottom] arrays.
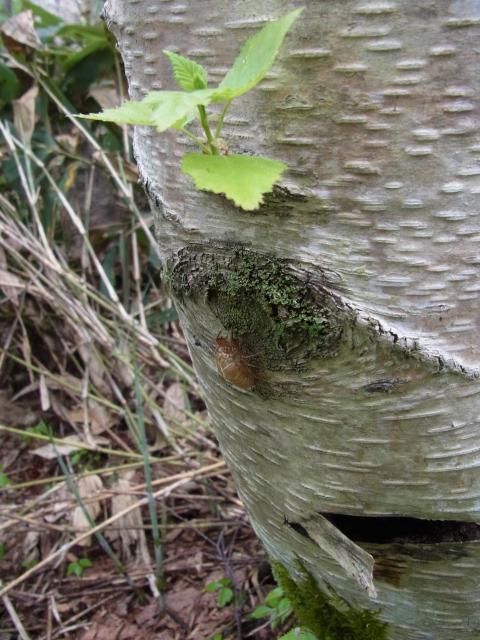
[[103, 1, 480, 637]]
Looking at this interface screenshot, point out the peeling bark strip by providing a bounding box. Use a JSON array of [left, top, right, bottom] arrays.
[[104, 0, 480, 637]]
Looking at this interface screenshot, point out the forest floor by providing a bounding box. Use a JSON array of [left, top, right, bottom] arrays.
[[0, 5, 290, 639], [1, 418, 276, 640]]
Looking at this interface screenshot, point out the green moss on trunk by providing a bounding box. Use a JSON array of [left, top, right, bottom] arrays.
[[273, 562, 388, 640], [169, 243, 348, 373]]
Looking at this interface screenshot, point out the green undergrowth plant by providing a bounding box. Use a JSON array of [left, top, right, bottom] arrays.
[[70, 448, 103, 470], [250, 585, 293, 630], [82, 9, 303, 211], [23, 421, 54, 442], [66, 557, 92, 578], [0, 464, 10, 488], [205, 577, 234, 608]]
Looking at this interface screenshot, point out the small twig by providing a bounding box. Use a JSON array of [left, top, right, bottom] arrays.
[[217, 528, 244, 640], [0, 423, 164, 463], [39, 594, 118, 640], [1, 459, 162, 492], [3, 513, 75, 535], [49, 594, 71, 640], [165, 605, 189, 631], [1, 580, 32, 640]]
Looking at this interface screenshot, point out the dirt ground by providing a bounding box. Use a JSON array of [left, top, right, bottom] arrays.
[[0, 416, 286, 640]]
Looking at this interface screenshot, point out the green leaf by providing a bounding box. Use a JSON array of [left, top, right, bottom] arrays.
[[163, 50, 208, 91], [81, 99, 157, 126], [25, 420, 54, 440], [55, 24, 110, 44], [265, 586, 284, 606], [22, 559, 37, 570], [82, 89, 215, 132], [62, 40, 111, 73], [147, 90, 216, 131], [66, 562, 81, 577], [66, 558, 91, 577], [181, 153, 286, 211], [250, 605, 274, 620], [218, 577, 232, 587], [0, 63, 20, 106], [216, 8, 303, 100], [277, 597, 293, 621], [78, 558, 92, 569], [205, 580, 223, 592], [0, 472, 10, 489], [217, 587, 234, 607]]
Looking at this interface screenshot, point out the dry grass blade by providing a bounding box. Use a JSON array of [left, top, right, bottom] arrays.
[[0, 461, 225, 598], [1, 581, 32, 640], [0, 205, 199, 439], [0, 122, 56, 264]]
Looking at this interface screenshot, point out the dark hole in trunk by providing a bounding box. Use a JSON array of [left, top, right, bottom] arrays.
[[285, 519, 310, 538], [322, 513, 480, 544]]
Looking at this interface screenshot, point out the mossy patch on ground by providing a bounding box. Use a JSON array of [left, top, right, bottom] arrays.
[[273, 562, 388, 640]]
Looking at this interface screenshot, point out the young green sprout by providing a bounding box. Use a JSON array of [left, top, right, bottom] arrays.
[[81, 9, 303, 211]]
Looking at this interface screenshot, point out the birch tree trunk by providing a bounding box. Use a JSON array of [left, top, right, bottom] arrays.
[[103, 1, 480, 638]]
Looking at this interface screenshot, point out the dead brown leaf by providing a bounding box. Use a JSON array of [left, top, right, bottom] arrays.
[[89, 85, 119, 111], [63, 400, 116, 435], [13, 84, 38, 147], [32, 435, 86, 459], [0, 390, 37, 426], [0, 247, 25, 304], [0, 268, 26, 304], [71, 474, 104, 547], [106, 472, 148, 561], [56, 133, 80, 155], [0, 10, 41, 54], [163, 382, 187, 425]]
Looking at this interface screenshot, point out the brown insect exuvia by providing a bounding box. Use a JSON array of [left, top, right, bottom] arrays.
[[215, 336, 255, 390]]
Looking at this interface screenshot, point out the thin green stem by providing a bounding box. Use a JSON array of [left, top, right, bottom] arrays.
[[197, 105, 217, 154], [214, 100, 232, 139], [133, 355, 165, 602], [180, 127, 210, 153]]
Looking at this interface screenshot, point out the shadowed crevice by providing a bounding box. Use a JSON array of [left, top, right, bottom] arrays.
[[321, 513, 480, 544]]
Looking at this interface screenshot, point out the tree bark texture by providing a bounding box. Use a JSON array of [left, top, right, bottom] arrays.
[[103, 1, 480, 638]]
